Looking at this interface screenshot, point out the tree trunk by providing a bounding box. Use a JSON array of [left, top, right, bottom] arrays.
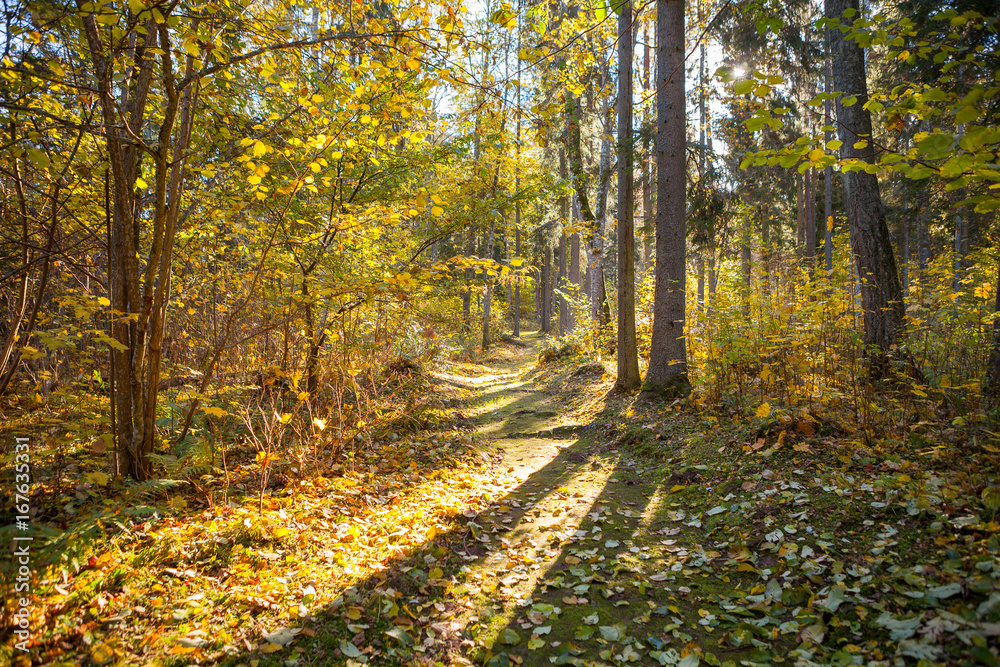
[[954, 208, 963, 292], [824, 50, 834, 276], [805, 167, 816, 268], [616, 0, 641, 390], [514, 226, 521, 337], [641, 19, 653, 277], [462, 228, 474, 332], [570, 231, 581, 330], [566, 70, 611, 328], [984, 251, 1000, 404], [559, 232, 568, 335], [643, 0, 689, 397], [482, 218, 496, 350], [697, 255, 705, 310], [541, 245, 552, 333], [762, 200, 772, 295], [558, 147, 570, 335], [828, 0, 906, 375], [707, 249, 716, 309]]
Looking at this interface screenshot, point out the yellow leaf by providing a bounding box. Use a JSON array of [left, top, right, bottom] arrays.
[[85, 471, 111, 486], [431, 206, 444, 217], [201, 406, 227, 418], [670, 484, 686, 493], [431, 194, 444, 205], [260, 642, 283, 654], [808, 148, 825, 162], [429, 567, 443, 579], [253, 141, 267, 157], [756, 402, 771, 419], [273, 527, 292, 538], [346, 607, 363, 620]]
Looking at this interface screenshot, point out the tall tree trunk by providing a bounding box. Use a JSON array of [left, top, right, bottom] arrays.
[[513, 0, 522, 338], [514, 226, 521, 337], [566, 67, 611, 328], [901, 190, 910, 295], [541, 245, 552, 333], [697, 254, 705, 310], [805, 167, 816, 268], [796, 170, 805, 253], [707, 250, 717, 309], [984, 251, 1000, 404], [823, 40, 833, 278], [462, 228, 475, 332], [954, 208, 964, 292], [558, 147, 570, 335], [827, 0, 906, 375], [762, 201, 772, 295], [641, 19, 653, 277], [741, 219, 752, 307], [559, 232, 568, 335], [917, 192, 930, 277], [644, 0, 689, 397], [824, 49, 834, 275], [482, 218, 496, 350], [616, 0, 640, 390], [590, 128, 613, 328]]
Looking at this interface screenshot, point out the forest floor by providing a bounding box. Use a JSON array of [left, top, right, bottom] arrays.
[[5, 334, 1000, 667]]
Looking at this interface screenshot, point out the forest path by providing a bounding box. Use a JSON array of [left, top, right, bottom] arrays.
[[428, 335, 726, 667]]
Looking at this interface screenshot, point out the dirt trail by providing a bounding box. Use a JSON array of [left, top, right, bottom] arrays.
[[429, 336, 691, 666]]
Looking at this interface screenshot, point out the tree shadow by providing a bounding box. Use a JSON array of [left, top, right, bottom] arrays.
[[216, 423, 613, 665]]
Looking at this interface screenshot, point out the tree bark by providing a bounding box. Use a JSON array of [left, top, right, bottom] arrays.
[[641, 19, 653, 277], [616, 0, 641, 390], [805, 167, 816, 267], [827, 0, 906, 375], [514, 226, 521, 337], [482, 217, 496, 350], [462, 228, 474, 332], [984, 251, 1000, 404], [643, 0, 690, 397], [559, 231, 568, 335], [541, 245, 552, 333], [824, 51, 834, 276]]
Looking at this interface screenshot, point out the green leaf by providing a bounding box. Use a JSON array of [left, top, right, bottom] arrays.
[[916, 133, 953, 159], [955, 105, 979, 124], [733, 80, 755, 96], [501, 628, 521, 646], [339, 640, 362, 658], [385, 627, 412, 646]]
